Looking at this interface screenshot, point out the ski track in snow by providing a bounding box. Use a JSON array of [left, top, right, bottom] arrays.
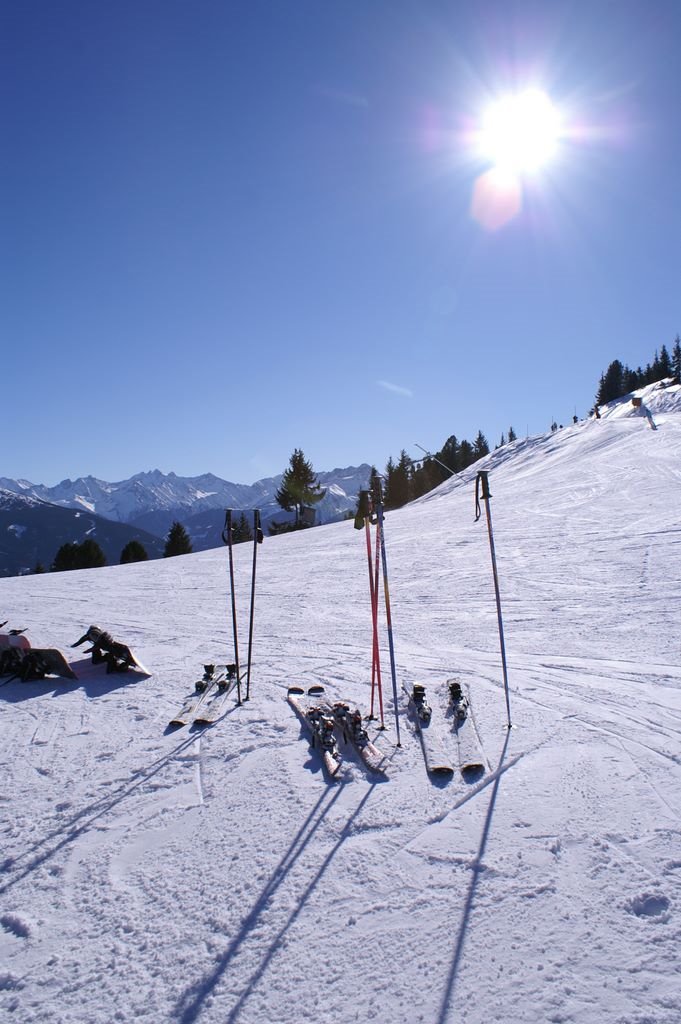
[[2, 386, 681, 1024]]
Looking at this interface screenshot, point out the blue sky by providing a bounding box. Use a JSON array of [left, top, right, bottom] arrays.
[[2, 0, 680, 486]]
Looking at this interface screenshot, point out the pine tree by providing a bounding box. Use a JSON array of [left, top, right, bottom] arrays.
[[411, 457, 441, 498], [672, 336, 681, 378], [623, 366, 640, 393], [233, 513, 253, 544], [458, 439, 474, 469], [121, 540, 149, 564], [473, 430, 489, 460], [52, 543, 80, 572], [52, 540, 106, 571], [596, 360, 625, 405], [274, 449, 326, 528], [659, 344, 672, 378], [164, 521, 193, 557], [78, 539, 107, 568], [508, 426, 517, 442], [384, 450, 412, 509], [439, 435, 460, 474]]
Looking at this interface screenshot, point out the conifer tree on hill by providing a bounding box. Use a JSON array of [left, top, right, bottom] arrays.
[[384, 450, 412, 509], [120, 540, 149, 564], [52, 539, 107, 572], [164, 521, 193, 557], [594, 339, 681, 408], [274, 448, 326, 530], [233, 512, 254, 544], [673, 336, 681, 379], [473, 430, 490, 459]]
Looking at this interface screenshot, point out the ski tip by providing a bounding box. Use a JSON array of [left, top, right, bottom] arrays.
[[308, 685, 325, 696], [430, 765, 455, 777], [287, 686, 305, 696]]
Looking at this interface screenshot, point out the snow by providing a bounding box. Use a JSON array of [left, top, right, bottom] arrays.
[[1, 380, 681, 1023]]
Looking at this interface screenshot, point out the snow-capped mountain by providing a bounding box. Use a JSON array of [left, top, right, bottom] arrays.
[[0, 489, 165, 576], [1, 378, 680, 1024], [0, 465, 373, 547]]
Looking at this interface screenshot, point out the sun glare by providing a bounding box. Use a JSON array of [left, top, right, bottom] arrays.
[[479, 89, 561, 175]]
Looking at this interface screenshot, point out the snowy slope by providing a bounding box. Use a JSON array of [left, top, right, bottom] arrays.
[[1, 383, 681, 1024]]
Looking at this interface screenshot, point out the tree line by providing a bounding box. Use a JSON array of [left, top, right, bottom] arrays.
[[595, 337, 681, 407], [47, 521, 194, 573], [379, 427, 517, 510]]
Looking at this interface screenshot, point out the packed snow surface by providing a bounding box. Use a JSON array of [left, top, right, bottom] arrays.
[[1, 381, 680, 1023]]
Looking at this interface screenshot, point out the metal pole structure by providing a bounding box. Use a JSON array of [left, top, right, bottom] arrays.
[[245, 509, 262, 702], [222, 509, 242, 705], [375, 486, 401, 747], [475, 471, 512, 728], [413, 441, 456, 477]]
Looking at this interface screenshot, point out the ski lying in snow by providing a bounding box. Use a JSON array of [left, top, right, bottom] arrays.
[[288, 685, 342, 779], [193, 665, 241, 725], [446, 679, 486, 777], [0, 647, 77, 682], [72, 625, 151, 676], [169, 665, 225, 727], [403, 681, 454, 777], [330, 700, 388, 774]]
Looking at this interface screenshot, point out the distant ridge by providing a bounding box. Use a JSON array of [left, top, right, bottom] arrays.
[[0, 489, 165, 577], [0, 464, 373, 575]]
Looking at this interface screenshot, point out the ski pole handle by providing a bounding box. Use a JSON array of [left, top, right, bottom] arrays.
[[475, 471, 491, 521], [222, 509, 233, 545]]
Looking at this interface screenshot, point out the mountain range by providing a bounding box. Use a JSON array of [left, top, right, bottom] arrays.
[[0, 464, 372, 576]]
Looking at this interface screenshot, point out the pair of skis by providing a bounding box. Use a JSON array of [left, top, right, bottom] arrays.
[[403, 678, 486, 779], [288, 685, 388, 779], [169, 664, 240, 727]]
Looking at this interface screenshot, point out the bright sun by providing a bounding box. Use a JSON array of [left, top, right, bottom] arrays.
[[478, 89, 561, 175]]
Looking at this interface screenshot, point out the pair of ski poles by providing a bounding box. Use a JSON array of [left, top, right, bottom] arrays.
[[358, 470, 512, 737], [356, 486, 402, 746], [222, 509, 264, 704]]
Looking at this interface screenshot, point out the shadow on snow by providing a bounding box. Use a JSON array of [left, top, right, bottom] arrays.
[[174, 783, 379, 1024], [436, 729, 513, 1024]]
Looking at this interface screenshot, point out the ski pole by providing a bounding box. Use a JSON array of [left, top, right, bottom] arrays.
[[475, 471, 512, 728], [245, 508, 263, 701], [222, 509, 242, 705], [375, 485, 401, 747], [355, 489, 385, 727], [371, 515, 385, 726]]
